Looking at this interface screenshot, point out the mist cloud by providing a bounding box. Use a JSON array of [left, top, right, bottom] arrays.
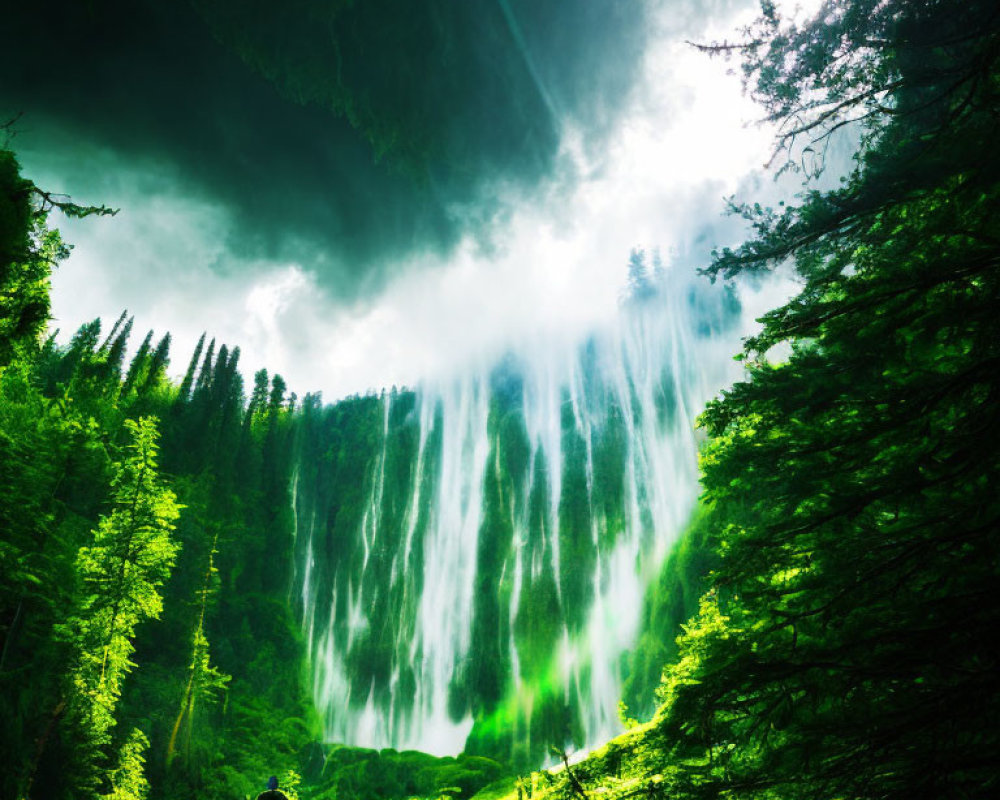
[[3, 0, 826, 398], [1, 0, 673, 297]]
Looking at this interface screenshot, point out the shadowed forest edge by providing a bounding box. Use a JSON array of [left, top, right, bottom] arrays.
[[1, 0, 998, 798]]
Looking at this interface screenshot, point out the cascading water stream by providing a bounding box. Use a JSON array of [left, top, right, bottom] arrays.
[[291, 266, 748, 764]]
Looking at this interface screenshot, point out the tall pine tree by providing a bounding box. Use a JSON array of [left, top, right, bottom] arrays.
[[55, 417, 180, 799]]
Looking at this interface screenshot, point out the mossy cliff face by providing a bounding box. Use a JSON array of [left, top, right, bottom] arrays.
[[290, 272, 743, 769]]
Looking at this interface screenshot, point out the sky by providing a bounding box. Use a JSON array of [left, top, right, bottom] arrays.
[[1, 0, 826, 400]]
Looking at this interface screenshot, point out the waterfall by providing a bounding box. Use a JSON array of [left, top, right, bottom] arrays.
[[291, 266, 746, 765]]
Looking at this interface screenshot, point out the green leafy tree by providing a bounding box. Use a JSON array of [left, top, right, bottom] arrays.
[[104, 729, 152, 800], [176, 332, 205, 402], [59, 417, 181, 798], [246, 368, 270, 422], [121, 330, 154, 400], [642, 2, 1000, 799], [193, 337, 215, 396], [42, 317, 102, 392], [102, 316, 134, 387], [0, 149, 72, 369], [2, 148, 316, 800], [138, 333, 172, 401], [165, 522, 230, 770], [100, 310, 130, 355], [0, 356, 111, 800]]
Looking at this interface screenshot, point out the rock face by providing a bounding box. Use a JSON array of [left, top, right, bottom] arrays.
[[290, 271, 744, 767]]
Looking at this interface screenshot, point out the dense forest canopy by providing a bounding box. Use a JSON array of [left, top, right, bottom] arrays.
[[2, 0, 999, 799], [1, 162, 315, 798], [532, 1, 1000, 798]]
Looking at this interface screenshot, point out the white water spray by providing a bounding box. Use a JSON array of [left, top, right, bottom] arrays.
[[292, 265, 754, 760]]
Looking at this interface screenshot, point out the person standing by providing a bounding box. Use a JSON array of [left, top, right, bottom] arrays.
[[256, 776, 289, 800]]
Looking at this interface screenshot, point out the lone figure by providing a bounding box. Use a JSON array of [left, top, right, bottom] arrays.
[[256, 776, 289, 800]]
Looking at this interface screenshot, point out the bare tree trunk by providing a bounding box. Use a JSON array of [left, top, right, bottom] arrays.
[[553, 747, 588, 800], [24, 698, 66, 800]]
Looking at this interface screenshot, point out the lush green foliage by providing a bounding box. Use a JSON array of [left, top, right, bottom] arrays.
[[620, 507, 716, 722], [0, 149, 68, 369], [104, 728, 153, 800], [0, 154, 317, 799], [508, 2, 1000, 800], [310, 746, 511, 800], [64, 417, 180, 797], [2, 147, 520, 800], [7, 1, 998, 797]]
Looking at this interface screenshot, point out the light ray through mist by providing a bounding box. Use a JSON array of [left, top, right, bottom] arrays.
[[31, 0, 827, 401], [496, 0, 561, 123]]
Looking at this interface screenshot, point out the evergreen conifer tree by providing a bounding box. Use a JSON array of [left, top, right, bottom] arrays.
[[0, 149, 71, 369], [99, 310, 129, 355], [102, 316, 133, 388], [140, 333, 171, 396], [646, 2, 1000, 798], [120, 330, 153, 399], [177, 333, 205, 403], [59, 417, 181, 798], [193, 338, 215, 397]]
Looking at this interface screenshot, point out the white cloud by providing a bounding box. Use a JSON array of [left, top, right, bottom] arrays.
[[37, 0, 814, 401], [243, 265, 312, 367]]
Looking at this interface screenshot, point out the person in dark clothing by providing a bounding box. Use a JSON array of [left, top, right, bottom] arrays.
[[255, 775, 290, 800]]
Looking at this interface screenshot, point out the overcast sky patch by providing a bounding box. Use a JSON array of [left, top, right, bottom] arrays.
[[5, 0, 833, 399]]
